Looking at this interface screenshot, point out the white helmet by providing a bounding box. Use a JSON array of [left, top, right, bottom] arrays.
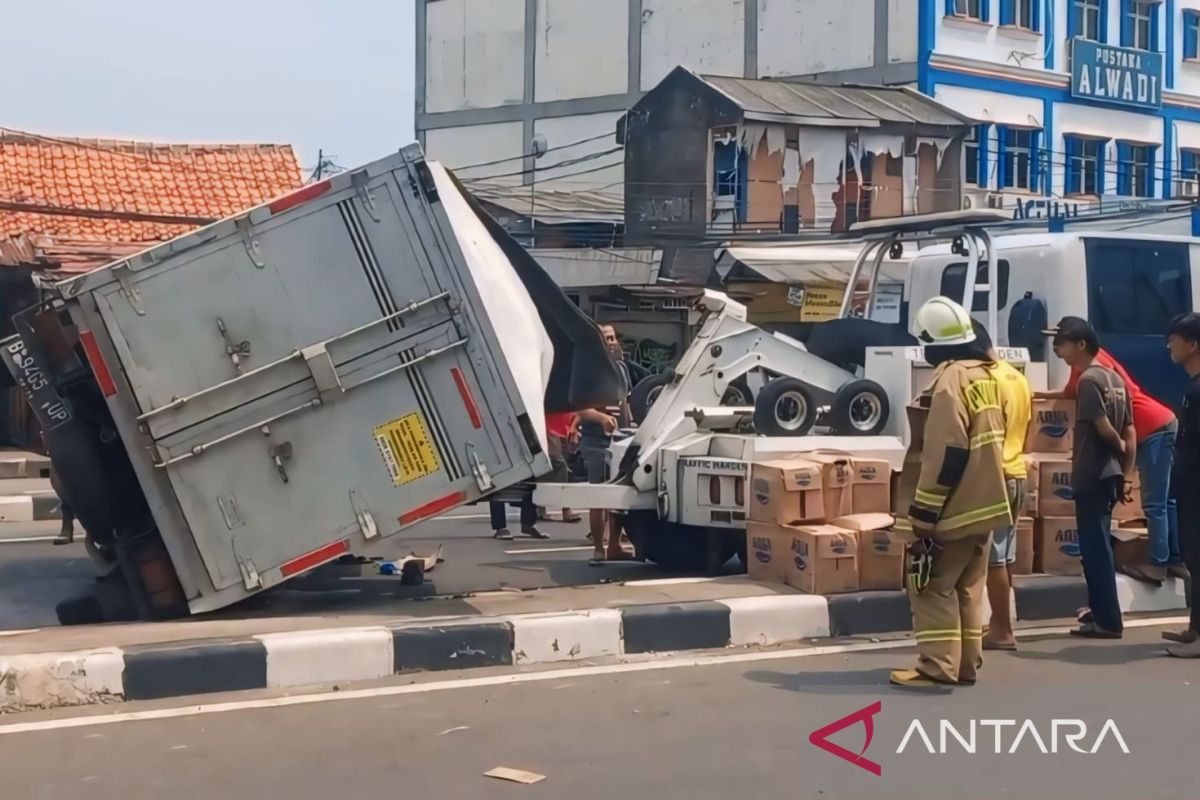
[[914, 296, 976, 345]]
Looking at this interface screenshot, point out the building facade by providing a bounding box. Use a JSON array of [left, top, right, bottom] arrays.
[[927, 0, 1200, 211], [417, 0, 1200, 215], [416, 0, 918, 196]]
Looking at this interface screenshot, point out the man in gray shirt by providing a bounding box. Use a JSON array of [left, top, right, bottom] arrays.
[[1052, 321, 1136, 638]]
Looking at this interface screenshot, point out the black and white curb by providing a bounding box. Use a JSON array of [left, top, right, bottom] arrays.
[[0, 575, 1188, 712], [0, 492, 61, 523]]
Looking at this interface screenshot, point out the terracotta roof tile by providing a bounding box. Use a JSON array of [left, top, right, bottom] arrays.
[[0, 132, 304, 271]]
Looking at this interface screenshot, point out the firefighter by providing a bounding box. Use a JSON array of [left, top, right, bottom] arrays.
[[891, 297, 1011, 688]]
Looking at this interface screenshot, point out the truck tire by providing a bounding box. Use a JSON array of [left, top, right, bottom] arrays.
[[753, 378, 816, 436], [630, 374, 672, 424], [829, 379, 890, 436]]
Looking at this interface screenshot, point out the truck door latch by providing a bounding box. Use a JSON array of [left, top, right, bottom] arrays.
[[216, 318, 251, 373]]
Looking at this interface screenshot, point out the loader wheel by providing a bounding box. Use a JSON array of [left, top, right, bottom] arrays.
[[630, 374, 672, 424], [829, 379, 890, 436], [753, 378, 816, 436], [623, 512, 738, 575], [720, 376, 752, 407]]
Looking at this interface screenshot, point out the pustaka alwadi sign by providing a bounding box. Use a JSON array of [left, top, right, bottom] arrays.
[[1070, 38, 1163, 110]]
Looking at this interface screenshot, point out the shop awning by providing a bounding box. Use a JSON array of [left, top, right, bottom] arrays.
[[715, 243, 910, 286]]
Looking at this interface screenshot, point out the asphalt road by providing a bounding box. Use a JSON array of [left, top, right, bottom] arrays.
[[1, 625, 1194, 800], [0, 508, 730, 630]]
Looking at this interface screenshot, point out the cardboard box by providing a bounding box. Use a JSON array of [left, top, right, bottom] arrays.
[[1026, 399, 1075, 453], [850, 458, 892, 514], [745, 521, 792, 584], [784, 524, 859, 595], [1028, 454, 1074, 517], [1111, 524, 1149, 569], [803, 454, 854, 520], [832, 513, 903, 591], [1013, 516, 1035, 576], [749, 460, 825, 525], [1035, 517, 1082, 576]]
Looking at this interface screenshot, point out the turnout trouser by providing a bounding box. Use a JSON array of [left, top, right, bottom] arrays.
[[907, 533, 991, 684]]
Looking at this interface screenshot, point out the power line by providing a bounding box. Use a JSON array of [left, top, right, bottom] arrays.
[[462, 147, 624, 183], [451, 132, 617, 173]]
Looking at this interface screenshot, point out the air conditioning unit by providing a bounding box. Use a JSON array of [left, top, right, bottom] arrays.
[[961, 190, 990, 210], [1177, 180, 1199, 198], [986, 193, 1008, 209]]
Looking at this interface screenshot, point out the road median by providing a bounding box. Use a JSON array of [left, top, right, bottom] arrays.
[[0, 573, 1188, 713]]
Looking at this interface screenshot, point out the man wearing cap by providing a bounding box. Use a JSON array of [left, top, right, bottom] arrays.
[[1165, 313, 1200, 656], [1039, 316, 1181, 584], [891, 297, 1010, 688], [1047, 321, 1136, 638]]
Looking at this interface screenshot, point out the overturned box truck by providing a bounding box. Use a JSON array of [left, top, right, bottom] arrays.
[[3, 144, 624, 624]]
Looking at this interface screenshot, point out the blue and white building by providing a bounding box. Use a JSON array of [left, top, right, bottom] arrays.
[[924, 0, 1200, 207]]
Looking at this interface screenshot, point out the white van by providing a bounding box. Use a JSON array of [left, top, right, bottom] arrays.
[[906, 232, 1199, 403]]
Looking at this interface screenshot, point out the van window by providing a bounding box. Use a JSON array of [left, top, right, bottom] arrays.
[[1084, 240, 1190, 336], [939, 260, 1010, 311]]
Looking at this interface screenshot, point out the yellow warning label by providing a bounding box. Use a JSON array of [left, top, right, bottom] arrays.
[[373, 412, 440, 486]]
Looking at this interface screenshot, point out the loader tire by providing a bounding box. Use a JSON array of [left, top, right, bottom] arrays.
[[753, 378, 816, 436], [630, 373, 672, 424], [829, 379, 890, 436]]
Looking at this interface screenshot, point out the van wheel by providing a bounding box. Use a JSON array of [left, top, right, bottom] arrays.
[[829, 379, 890, 436], [753, 378, 816, 436], [630, 374, 672, 424]]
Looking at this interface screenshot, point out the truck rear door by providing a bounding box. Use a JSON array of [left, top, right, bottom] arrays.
[[75, 151, 546, 597]]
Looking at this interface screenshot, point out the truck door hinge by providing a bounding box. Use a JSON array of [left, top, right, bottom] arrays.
[[466, 444, 494, 492], [352, 172, 382, 223], [236, 554, 262, 591], [112, 263, 145, 316], [235, 218, 266, 269], [349, 489, 379, 540]]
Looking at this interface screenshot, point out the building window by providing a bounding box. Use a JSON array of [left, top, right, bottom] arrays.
[[1001, 0, 1039, 29], [1069, 0, 1102, 41], [1121, 0, 1157, 51], [1066, 136, 1103, 194], [947, 0, 987, 22], [1185, 10, 1200, 59], [1116, 141, 1155, 197], [999, 127, 1037, 190], [1179, 149, 1200, 196], [964, 128, 980, 185]]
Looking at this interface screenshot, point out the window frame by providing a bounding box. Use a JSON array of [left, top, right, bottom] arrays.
[[1001, 127, 1035, 190], [1070, 0, 1103, 41], [939, 260, 1013, 311], [1066, 136, 1104, 195], [949, 0, 987, 22], [1185, 9, 1200, 60], [964, 127, 980, 186]]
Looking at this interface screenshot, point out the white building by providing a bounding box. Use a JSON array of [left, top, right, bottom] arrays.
[[416, 0, 1200, 217]]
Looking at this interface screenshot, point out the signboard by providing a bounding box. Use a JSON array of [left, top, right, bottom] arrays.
[[799, 287, 843, 322], [868, 284, 903, 324], [1070, 38, 1162, 110]]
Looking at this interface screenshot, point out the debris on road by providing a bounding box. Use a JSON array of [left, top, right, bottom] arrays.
[[485, 767, 546, 785]]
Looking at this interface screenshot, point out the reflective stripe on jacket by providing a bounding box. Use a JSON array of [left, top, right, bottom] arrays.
[[900, 359, 1011, 541]]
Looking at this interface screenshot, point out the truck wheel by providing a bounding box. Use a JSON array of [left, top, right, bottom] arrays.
[[631, 517, 738, 575], [753, 378, 816, 436], [829, 379, 890, 436], [630, 374, 672, 424]]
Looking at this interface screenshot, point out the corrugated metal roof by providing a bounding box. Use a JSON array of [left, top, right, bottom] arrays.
[[700, 74, 971, 128], [471, 185, 624, 224]]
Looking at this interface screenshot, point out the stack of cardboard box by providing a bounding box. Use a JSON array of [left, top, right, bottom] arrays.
[[1024, 399, 1145, 576], [745, 455, 903, 594]]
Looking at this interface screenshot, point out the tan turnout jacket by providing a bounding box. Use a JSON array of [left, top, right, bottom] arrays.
[[896, 359, 1011, 541]]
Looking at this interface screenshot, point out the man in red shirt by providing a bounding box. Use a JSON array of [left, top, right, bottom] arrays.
[[1039, 317, 1182, 583]]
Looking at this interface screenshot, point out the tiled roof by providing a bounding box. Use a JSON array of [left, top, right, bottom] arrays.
[[0, 132, 304, 271]]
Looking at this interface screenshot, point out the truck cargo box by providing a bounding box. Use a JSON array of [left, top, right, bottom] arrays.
[[5, 144, 621, 619]]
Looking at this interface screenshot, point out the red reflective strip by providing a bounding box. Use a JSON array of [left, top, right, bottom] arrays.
[[399, 491, 466, 526], [78, 329, 117, 397], [450, 368, 482, 429], [267, 179, 332, 214], [280, 539, 349, 578]]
